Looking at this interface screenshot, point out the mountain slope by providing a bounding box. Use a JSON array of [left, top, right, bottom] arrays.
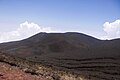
[[0, 32, 119, 58], [0, 32, 120, 80]]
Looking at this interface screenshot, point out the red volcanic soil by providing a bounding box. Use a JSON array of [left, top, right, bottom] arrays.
[[0, 62, 48, 80]]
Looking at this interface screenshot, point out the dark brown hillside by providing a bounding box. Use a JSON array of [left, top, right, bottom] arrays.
[[0, 32, 120, 80], [0, 32, 120, 58]]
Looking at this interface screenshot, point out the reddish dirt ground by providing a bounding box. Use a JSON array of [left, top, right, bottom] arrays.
[[0, 62, 48, 80]]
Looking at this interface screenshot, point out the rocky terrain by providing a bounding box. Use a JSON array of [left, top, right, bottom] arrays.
[[0, 62, 48, 80], [0, 32, 120, 80]]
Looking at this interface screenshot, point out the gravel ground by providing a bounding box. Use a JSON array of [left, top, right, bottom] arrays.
[[0, 62, 48, 80]]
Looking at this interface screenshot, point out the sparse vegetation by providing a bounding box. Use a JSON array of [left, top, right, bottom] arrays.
[[0, 52, 86, 80]]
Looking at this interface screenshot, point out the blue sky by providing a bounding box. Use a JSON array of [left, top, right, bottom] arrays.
[[0, 0, 120, 42]]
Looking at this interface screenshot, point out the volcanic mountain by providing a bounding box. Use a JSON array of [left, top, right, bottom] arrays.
[[0, 32, 120, 80]]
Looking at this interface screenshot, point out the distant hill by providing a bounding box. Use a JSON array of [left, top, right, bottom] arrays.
[[0, 32, 120, 58], [0, 32, 120, 80]]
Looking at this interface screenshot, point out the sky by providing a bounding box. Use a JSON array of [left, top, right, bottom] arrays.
[[0, 0, 120, 43]]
